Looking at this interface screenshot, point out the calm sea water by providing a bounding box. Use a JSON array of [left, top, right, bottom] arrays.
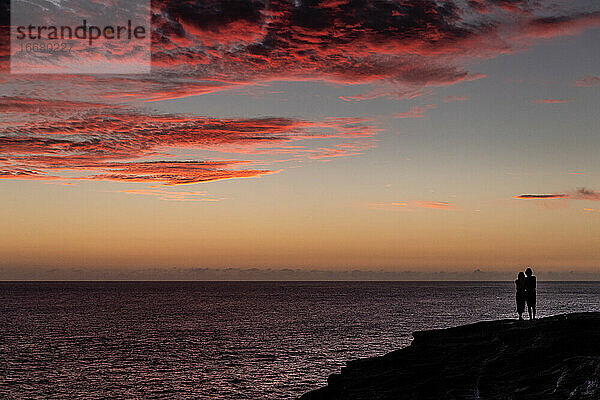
[[1, 281, 599, 399]]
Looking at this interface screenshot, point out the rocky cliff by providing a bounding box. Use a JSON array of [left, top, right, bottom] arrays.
[[300, 313, 600, 400]]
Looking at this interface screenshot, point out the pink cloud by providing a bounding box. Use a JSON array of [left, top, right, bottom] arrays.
[[575, 76, 600, 87], [306, 140, 377, 160], [0, 97, 378, 185], [395, 104, 437, 119], [339, 87, 428, 102], [412, 201, 457, 210], [366, 200, 457, 211], [116, 188, 224, 202], [533, 99, 570, 104], [444, 95, 469, 102]]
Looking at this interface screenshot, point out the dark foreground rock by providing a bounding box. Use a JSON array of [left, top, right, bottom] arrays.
[[300, 313, 600, 400]]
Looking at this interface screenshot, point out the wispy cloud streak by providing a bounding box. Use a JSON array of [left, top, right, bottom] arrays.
[[0, 97, 376, 185], [366, 201, 457, 210], [514, 188, 600, 201]]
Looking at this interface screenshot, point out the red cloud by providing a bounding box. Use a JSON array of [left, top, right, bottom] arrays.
[[0, 100, 296, 185], [0, 97, 377, 185], [533, 99, 570, 104], [3, 1, 600, 191], [0, 96, 117, 112], [142, 0, 600, 101], [81, 161, 281, 186], [2, 1, 599, 104], [518, 11, 600, 40]]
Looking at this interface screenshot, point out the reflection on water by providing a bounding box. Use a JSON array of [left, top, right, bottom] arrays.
[[1, 281, 599, 399]]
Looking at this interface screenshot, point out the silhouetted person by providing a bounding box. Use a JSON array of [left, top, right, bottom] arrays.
[[525, 267, 536, 320], [515, 272, 526, 320]]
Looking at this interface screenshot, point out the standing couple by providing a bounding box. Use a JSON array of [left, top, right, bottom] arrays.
[[515, 267, 536, 320]]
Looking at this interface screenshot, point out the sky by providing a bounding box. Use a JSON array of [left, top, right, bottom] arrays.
[[1, 0, 600, 279]]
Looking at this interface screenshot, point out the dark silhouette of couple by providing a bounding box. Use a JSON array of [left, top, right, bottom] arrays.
[[515, 267, 536, 321]]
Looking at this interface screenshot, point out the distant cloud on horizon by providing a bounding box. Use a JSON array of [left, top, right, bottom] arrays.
[[1, 266, 599, 281]]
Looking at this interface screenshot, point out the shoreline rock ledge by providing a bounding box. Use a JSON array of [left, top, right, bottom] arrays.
[[300, 312, 600, 400]]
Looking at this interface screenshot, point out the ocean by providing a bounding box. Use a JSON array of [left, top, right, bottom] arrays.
[[1, 281, 599, 399]]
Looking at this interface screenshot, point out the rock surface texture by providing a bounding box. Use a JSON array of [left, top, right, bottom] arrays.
[[300, 313, 600, 400]]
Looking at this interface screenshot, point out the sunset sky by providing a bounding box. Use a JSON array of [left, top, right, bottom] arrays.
[[1, 0, 599, 279]]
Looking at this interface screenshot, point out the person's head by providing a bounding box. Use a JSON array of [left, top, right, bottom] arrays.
[[525, 267, 533, 277], [518, 271, 525, 280]]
